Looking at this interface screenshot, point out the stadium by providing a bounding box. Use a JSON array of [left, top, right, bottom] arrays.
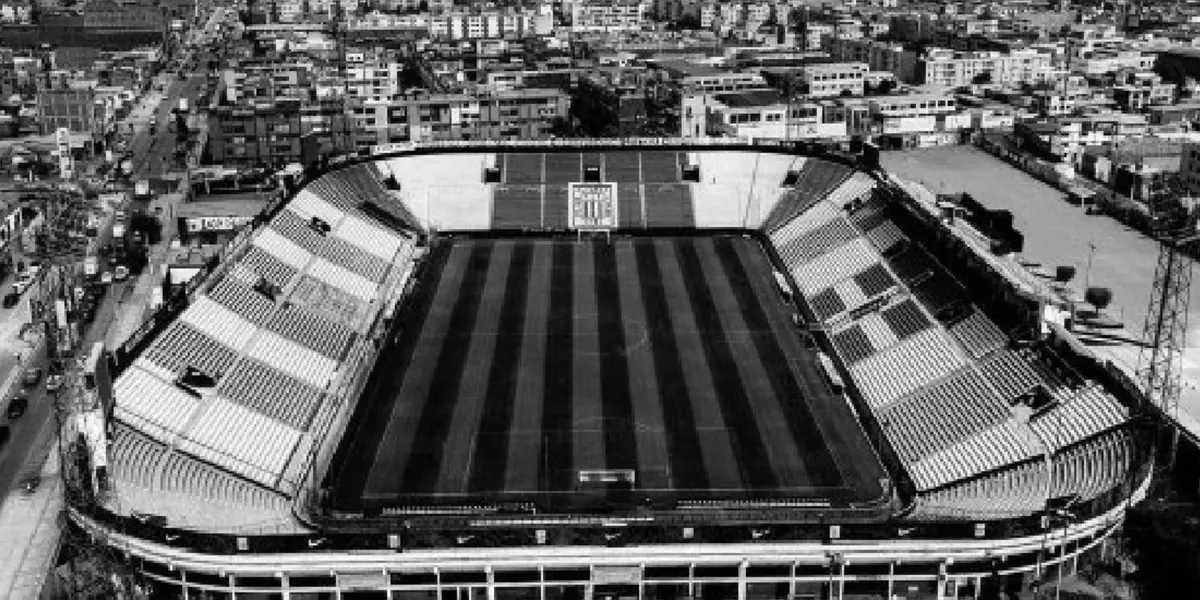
[[71, 140, 1151, 599]]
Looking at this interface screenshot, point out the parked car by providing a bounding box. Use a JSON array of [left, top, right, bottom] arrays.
[[22, 368, 41, 387], [7, 395, 27, 420], [11, 273, 34, 295], [45, 374, 64, 393], [114, 266, 129, 282]]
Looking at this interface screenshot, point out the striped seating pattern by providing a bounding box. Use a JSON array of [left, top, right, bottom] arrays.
[[833, 324, 874, 364], [320, 235, 390, 283], [769, 200, 841, 250], [113, 365, 202, 442], [271, 209, 328, 256], [950, 310, 1008, 360], [544, 152, 580, 184], [181, 397, 302, 488], [831, 278, 868, 315], [859, 312, 899, 353], [852, 328, 968, 411], [238, 246, 299, 289], [288, 189, 345, 227], [776, 217, 859, 265], [978, 349, 1049, 401], [908, 418, 1041, 491], [206, 276, 276, 326], [248, 329, 338, 389], [219, 358, 324, 430], [143, 321, 239, 378], [306, 257, 378, 302], [852, 263, 896, 297], [880, 298, 931, 340], [639, 151, 680, 183], [288, 275, 371, 332], [543, 185, 570, 228], [108, 422, 169, 489], [604, 152, 641, 181], [879, 368, 1011, 464], [762, 159, 852, 233], [504, 153, 544, 184], [158, 450, 290, 510], [334, 214, 406, 261], [864, 220, 907, 253], [810, 287, 847, 321], [825, 172, 877, 209], [909, 459, 1048, 521], [644, 184, 695, 227], [1050, 427, 1135, 501], [849, 196, 890, 232], [180, 297, 258, 352], [252, 228, 312, 271], [1032, 385, 1129, 451], [793, 238, 878, 295], [268, 304, 356, 359]]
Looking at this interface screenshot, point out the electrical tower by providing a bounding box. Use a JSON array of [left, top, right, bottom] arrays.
[[1136, 174, 1199, 465]]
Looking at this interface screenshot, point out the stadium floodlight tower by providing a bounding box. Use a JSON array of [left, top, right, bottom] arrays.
[[1136, 175, 1199, 466]]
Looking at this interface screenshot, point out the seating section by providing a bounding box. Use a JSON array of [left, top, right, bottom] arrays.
[[157, 450, 290, 510], [268, 304, 356, 359], [644, 184, 695, 228], [142, 321, 239, 379], [793, 238, 879, 295], [1050, 427, 1135, 501], [544, 152, 581, 184], [907, 417, 1042, 490], [824, 172, 877, 210], [108, 422, 170, 490], [504, 153, 543, 184], [950, 310, 1008, 360], [617, 183, 643, 228], [878, 368, 1011, 465], [219, 358, 324, 430], [776, 217, 859, 265], [113, 163, 422, 498], [908, 459, 1048, 521], [206, 275, 276, 326], [640, 151, 680, 182], [762, 158, 853, 233], [851, 328, 968, 411], [864, 220, 907, 253], [1031, 385, 1129, 452], [179, 397, 302, 487], [493, 185, 543, 229], [543, 185, 570, 229]]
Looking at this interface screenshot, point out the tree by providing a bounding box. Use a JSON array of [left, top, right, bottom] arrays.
[[972, 71, 993, 85], [130, 212, 163, 245], [1054, 265, 1076, 284], [1085, 286, 1113, 311]]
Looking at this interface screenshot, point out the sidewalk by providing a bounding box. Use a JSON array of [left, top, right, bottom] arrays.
[[0, 448, 63, 600]]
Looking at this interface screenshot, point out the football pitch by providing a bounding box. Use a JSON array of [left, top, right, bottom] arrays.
[[329, 235, 887, 510]]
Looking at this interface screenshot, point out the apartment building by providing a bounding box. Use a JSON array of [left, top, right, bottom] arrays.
[[867, 93, 965, 135], [345, 50, 404, 102], [1111, 71, 1174, 111], [1014, 113, 1149, 166], [351, 88, 569, 148], [800, 62, 867, 97], [917, 48, 1054, 87], [824, 38, 919, 84], [570, 0, 648, 32], [680, 89, 847, 140], [654, 61, 768, 93], [207, 97, 354, 168], [428, 9, 544, 40]]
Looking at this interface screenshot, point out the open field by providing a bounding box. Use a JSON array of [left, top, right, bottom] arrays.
[[329, 235, 886, 510]]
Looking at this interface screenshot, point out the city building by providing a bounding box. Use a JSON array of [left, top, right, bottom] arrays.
[[917, 48, 1055, 88], [351, 88, 569, 148], [206, 97, 355, 168]]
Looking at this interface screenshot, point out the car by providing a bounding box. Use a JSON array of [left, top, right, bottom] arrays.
[[101, 271, 114, 285], [114, 266, 129, 281], [45, 374, 64, 393], [11, 274, 34, 295], [7, 396, 27, 420], [22, 368, 41, 387]]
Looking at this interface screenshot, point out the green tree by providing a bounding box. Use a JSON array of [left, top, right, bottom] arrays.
[[1085, 286, 1113, 311], [130, 212, 163, 245]]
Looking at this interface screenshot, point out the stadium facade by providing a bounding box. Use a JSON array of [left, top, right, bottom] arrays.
[[71, 139, 1152, 600]]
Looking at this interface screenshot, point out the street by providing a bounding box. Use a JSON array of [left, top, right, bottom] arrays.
[[128, 73, 206, 181]]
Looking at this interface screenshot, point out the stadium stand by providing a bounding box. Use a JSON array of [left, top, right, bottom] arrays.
[[908, 458, 1048, 520], [504, 153, 544, 184], [824, 172, 877, 210], [543, 185, 571, 228], [382, 154, 493, 230], [113, 363, 204, 442], [206, 276, 276, 326], [617, 183, 643, 228], [1030, 384, 1130, 451], [218, 358, 324, 430], [268, 304, 356, 360], [237, 246, 300, 289], [544, 152, 582, 184], [878, 368, 1011, 465], [643, 184, 695, 227], [603, 151, 641, 181], [639, 151, 680, 182], [761, 159, 854, 233], [246, 329, 338, 389], [252, 228, 312, 272], [180, 296, 258, 352], [493, 185, 544, 229], [142, 321, 239, 379], [863, 220, 907, 253], [178, 396, 301, 487], [1050, 427, 1136, 501], [793, 238, 879, 295], [906, 417, 1042, 491], [334, 214, 408, 261], [688, 152, 800, 228], [851, 327, 969, 410], [950, 310, 1009, 360], [157, 449, 290, 510], [109, 422, 170, 490]]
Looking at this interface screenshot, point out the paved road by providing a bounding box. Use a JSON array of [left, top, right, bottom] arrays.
[[129, 73, 205, 181], [0, 278, 128, 504]]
